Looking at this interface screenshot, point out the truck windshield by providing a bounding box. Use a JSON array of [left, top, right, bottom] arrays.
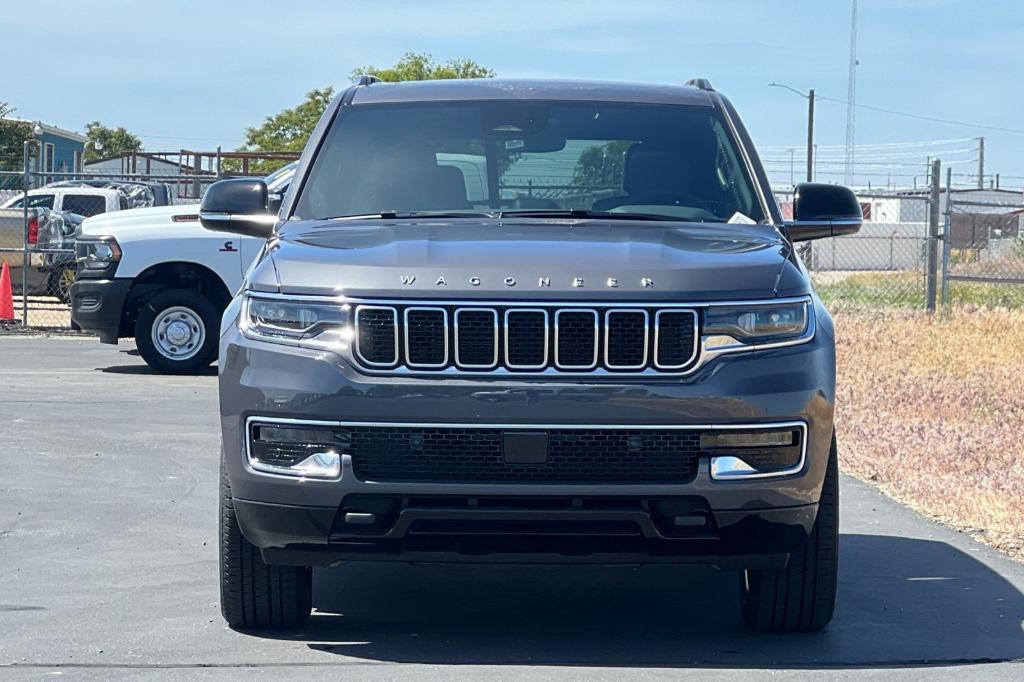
[[294, 102, 766, 224]]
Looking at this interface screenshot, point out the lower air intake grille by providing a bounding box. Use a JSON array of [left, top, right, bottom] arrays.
[[348, 426, 701, 483]]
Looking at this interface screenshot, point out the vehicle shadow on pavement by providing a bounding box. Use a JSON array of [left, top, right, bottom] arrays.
[[251, 534, 1024, 669]]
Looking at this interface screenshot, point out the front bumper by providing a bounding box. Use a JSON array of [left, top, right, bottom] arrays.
[[70, 278, 132, 344], [219, 312, 836, 567]]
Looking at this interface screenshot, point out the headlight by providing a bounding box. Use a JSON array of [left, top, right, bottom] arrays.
[[243, 294, 351, 342], [76, 237, 122, 271], [703, 300, 811, 349]]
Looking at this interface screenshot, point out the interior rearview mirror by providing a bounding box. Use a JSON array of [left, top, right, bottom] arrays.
[[199, 178, 276, 238], [784, 183, 863, 242]]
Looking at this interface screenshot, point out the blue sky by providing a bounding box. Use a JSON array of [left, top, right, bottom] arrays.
[[5, 0, 1023, 189]]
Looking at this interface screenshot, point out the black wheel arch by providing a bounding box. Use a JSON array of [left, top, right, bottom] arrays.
[[119, 262, 232, 338]]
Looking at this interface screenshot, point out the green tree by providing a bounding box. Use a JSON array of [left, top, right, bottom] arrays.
[[234, 54, 494, 176], [232, 87, 334, 176], [573, 140, 632, 190], [0, 102, 31, 175], [352, 51, 495, 82], [83, 121, 142, 161]]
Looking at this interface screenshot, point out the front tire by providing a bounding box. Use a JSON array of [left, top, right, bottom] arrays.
[[220, 460, 312, 630], [134, 289, 219, 374], [739, 433, 839, 632]]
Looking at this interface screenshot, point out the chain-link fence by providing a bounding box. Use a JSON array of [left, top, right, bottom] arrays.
[[776, 189, 937, 310], [941, 180, 1024, 308]]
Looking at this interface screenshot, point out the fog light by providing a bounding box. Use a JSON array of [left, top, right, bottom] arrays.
[[248, 422, 348, 479], [701, 430, 795, 449], [704, 427, 804, 480]]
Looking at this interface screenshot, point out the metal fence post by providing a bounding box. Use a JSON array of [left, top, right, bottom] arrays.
[[940, 167, 953, 311], [21, 141, 30, 326], [925, 159, 940, 312]]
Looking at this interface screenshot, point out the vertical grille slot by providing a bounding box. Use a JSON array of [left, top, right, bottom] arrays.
[[505, 309, 548, 369], [454, 308, 498, 368], [355, 306, 398, 366], [404, 308, 448, 367], [655, 310, 698, 369], [604, 310, 649, 369], [351, 302, 700, 374], [555, 309, 598, 369]]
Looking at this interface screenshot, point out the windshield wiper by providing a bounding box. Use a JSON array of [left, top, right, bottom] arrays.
[[497, 209, 691, 222], [320, 210, 497, 221]]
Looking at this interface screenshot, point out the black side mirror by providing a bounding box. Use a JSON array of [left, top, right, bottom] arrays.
[[199, 178, 276, 238], [785, 183, 862, 242]]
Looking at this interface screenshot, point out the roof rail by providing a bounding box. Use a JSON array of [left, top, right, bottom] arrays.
[[684, 78, 715, 92], [355, 74, 382, 86]]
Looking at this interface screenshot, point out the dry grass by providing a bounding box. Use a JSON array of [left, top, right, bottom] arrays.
[[834, 307, 1024, 559]]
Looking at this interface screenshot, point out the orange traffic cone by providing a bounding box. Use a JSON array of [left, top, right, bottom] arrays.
[[0, 260, 15, 322]]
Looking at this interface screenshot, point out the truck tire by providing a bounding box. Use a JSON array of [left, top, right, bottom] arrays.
[[134, 289, 219, 374], [739, 433, 839, 632], [220, 459, 312, 630]]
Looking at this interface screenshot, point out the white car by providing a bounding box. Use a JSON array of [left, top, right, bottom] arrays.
[[69, 163, 296, 373]]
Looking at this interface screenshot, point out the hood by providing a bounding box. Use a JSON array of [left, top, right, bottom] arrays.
[[253, 218, 807, 301], [79, 204, 200, 237]]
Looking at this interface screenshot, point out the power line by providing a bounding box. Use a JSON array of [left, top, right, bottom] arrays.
[[816, 95, 1024, 134]]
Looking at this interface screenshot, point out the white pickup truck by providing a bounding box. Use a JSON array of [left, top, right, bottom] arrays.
[[70, 163, 296, 373]]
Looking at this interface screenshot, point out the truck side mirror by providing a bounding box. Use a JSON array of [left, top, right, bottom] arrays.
[[199, 178, 276, 238], [785, 183, 862, 242]]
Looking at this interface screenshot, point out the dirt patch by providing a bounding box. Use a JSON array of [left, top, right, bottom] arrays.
[[834, 307, 1024, 560]]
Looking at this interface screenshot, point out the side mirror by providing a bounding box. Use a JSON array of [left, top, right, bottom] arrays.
[[199, 178, 276, 238], [784, 183, 862, 241]]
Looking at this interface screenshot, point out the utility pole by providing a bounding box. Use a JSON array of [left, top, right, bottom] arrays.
[[768, 82, 815, 184], [977, 137, 984, 189], [806, 89, 815, 182]]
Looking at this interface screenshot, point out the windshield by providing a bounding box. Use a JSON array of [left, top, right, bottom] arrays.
[[294, 101, 765, 223]]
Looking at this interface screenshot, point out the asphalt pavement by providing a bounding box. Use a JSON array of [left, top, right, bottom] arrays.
[[1, 336, 1023, 680]]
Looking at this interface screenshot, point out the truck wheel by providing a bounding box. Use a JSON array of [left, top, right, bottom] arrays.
[[134, 289, 219, 374], [739, 433, 839, 632], [47, 266, 76, 304], [220, 458, 312, 630]]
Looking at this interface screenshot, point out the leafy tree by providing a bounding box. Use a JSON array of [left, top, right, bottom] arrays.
[[573, 140, 632, 192], [352, 52, 495, 82], [0, 102, 31, 175], [234, 54, 494, 176], [84, 121, 142, 161], [232, 88, 334, 176]]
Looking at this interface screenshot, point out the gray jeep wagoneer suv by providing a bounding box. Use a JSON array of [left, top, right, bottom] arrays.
[[201, 77, 862, 632]]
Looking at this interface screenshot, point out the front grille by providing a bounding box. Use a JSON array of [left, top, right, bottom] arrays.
[[352, 303, 698, 374], [347, 426, 701, 483]]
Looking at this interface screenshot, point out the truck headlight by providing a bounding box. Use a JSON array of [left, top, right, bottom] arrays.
[[703, 300, 811, 349], [243, 294, 351, 342], [76, 236, 122, 271]]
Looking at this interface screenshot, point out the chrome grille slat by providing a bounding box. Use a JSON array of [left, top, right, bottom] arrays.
[[352, 303, 699, 375]]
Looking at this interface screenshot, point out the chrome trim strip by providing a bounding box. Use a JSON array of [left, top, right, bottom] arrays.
[[554, 309, 599, 370], [243, 416, 809, 482], [603, 309, 649, 370], [353, 305, 399, 368], [503, 308, 549, 370], [653, 309, 700, 370], [709, 423, 807, 480], [453, 308, 499, 369], [245, 292, 812, 310], [403, 306, 448, 369]]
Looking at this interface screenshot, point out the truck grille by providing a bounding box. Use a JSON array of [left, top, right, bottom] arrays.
[[354, 303, 698, 374], [346, 426, 701, 483]]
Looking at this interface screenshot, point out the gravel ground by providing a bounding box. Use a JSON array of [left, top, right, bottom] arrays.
[[1, 337, 1023, 680]]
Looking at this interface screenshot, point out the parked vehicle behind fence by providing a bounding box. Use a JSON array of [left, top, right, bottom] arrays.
[[69, 163, 297, 371]]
